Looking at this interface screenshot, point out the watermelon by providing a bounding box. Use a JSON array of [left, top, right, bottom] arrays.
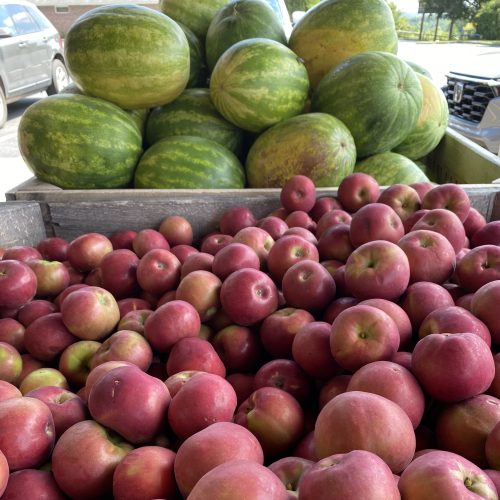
[[159, 0, 229, 39], [205, 0, 287, 71], [246, 113, 356, 188], [64, 4, 190, 109], [134, 136, 246, 189], [355, 151, 430, 185], [210, 38, 309, 133], [393, 74, 449, 160], [405, 60, 433, 79], [288, 0, 398, 89], [18, 94, 143, 189], [311, 51, 423, 159], [145, 88, 244, 156], [178, 22, 209, 88]]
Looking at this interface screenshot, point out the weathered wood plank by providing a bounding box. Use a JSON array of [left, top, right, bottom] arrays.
[[0, 202, 46, 247]]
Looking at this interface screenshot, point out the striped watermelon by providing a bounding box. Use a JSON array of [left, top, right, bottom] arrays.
[[64, 4, 190, 109], [178, 22, 209, 88], [355, 151, 431, 185], [145, 88, 244, 156], [311, 51, 423, 159], [393, 74, 449, 160], [134, 136, 246, 189], [210, 38, 309, 133], [18, 94, 143, 189], [159, 0, 229, 39], [289, 0, 398, 89], [205, 0, 287, 71], [246, 113, 356, 188]]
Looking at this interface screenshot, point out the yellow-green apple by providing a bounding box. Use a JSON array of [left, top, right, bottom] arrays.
[[398, 229, 456, 284], [400, 281, 454, 330], [36, 236, 69, 262], [233, 226, 274, 267], [418, 305, 491, 347], [344, 240, 410, 300], [132, 228, 169, 258], [168, 371, 237, 440], [88, 364, 171, 444], [19, 367, 68, 394], [27, 259, 70, 298], [297, 450, 400, 500], [0, 341, 22, 384], [463, 207, 487, 240], [159, 214, 193, 246], [0, 380, 21, 401], [99, 249, 139, 299], [398, 450, 497, 499], [117, 308, 153, 335], [234, 386, 305, 458], [486, 420, 500, 470], [280, 175, 317, 213], [282, 260, 336, 312], [256, 216, 289, 240], [174, 421, 264, 497], [89, 329, 153, 372], [113, 445, 179, 500], [58, 339, 101, 388], [212, 242, 261, 280], [60, 286, 120, 340], [144, 300, 201, 353], [259, 307, 314, 359], [317, 223, 355, 262], [471, 280, 500, 345], [310, 195, 343, 222], [67, 232, 113, 272], [330, 305, 400, 372], [285, 210, 316, 231], [319, 375, 352, 409], [0, 396, 55, 471], [166, 337, 226, 377], [23, 312, 77, 362], [2, 245, 42, 262], [187, 460, 288, 500], [51, 420, 133, 499], [200, 233, 233, 255], [346, 360, 426, 429], [292, 321, 343, 379], [180, 251, 213, 279], [472, 221, 500, 247], [0, 260, 37, 309], [421, 183, 471, 222], [411, 333, 495, 403], [315, 209, 352, 239], [219, 206, 257, 236], [456, 245, 500, 292], [109, 229, 137, 250], [17, 299, 57, 328], [220, 268, 279, 326], [314, 391, 416, 473], [337, 173, 380, 213], [24, 385, 89, 439], [267, 234, 319, 282], [377, 183, 421, 221], [435, 394, 500, 468]]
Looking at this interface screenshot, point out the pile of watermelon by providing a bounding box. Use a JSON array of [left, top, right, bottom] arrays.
[[17, 0, 449, 190]]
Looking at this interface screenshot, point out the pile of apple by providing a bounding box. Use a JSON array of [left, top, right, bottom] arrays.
[[0, 175, 500, 499]]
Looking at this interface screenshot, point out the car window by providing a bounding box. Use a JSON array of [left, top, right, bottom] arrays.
[[0, 5, 16, 34], [27, 4, 53, 30], [6, 4, 41, 35]]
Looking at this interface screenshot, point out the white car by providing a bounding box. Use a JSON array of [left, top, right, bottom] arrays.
[[443, 50, 500, 155]]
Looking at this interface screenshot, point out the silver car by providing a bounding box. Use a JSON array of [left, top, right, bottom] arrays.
[[0, 0, 68, 127], [443, 50, 500, 155]]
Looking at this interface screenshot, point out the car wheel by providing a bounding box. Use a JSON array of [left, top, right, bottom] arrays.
[[0, 87, 7, 128], [46, 59, 70, 95]]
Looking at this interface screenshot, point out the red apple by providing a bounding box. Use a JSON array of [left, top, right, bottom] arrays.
[[36, 236, 69, 262], [226, 372, 256, 407], [268, 456, 313, 497], [83, 360, 136, 402], [170, 243, 198, 264], [132, 228, 169, 258], [233, 226, 274, 267], [117, 308, 153, 335], [0, 260, 37, 309], [109, 229, 137, 250], [421, 183, 471, 222], [463, 207, 487, 240], [322, 296, 360, 324], [285, 210, 316, 231], [67, 232, 113, 272], [283, 226, 318, 245], [136, 248, 180, 295], [0, 342, 22, 384], [180, 251, 213, 279], [280, 175, 316, 213], [0, 317, 25, 352], [117, 297, 151, 318], [486, 420, 500, 470], [159, 214, 193, 246], [317, 223, 354, 262], [471, 220, 500, 247], [377, 183, 421, 221], [337, 173, 381, 213], [2, 245, 42, 262], [17, 299, 57, 328], [315, 209, 352, 239], [310, 195, 343, 222], [319, 375, 352, 409], [219, 206, 257, 236], [0, 380, 22, 401], [211, 242, 261, 280], [456, 244, 500, 292], [2, 469, 65, 499], [256, 216, 289, 240], [471, 280, 500, 345], [99, 249, 140, 299], [53, 283, 88, 309], [200, 233, 233, 255]]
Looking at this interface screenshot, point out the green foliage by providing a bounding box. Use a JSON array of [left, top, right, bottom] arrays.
[[475, 0, 500, 39], [388, 2, 412, 30]]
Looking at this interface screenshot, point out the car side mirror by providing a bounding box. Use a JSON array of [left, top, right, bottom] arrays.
[[0, 27, 14, 38]]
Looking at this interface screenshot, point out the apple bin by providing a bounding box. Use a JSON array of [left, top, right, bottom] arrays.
[[1, 168, 500, 497]]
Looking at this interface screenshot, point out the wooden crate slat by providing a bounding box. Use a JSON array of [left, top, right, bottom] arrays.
[[0, 202, 46, 247]]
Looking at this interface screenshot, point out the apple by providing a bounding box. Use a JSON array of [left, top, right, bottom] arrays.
[[200, 233, 234, 255], [315, 209, 352, 239], [136, 248, 181, 296], [36, 236, 69, 262], [282, 260, 336, 312], [398, 450, 497, 499], [0, 342, 22, 385], [322, 296, 359, 324], [159, 214, 194, 246], [84, 267, 103, 287], [27, 259, 70, 298], [0, 396, 55, 471], [19, 367, 69, 394], [174, 421, 264, 497], [88, 364, 171, 444], [463, 207, 487, 239], [83, 360, 135, 402], [318, 375, 351, 409], [330, 305, 400, 372], [2, 469, 65, 499], [164, 369, 200, 398], [144, 299, 201, 353], [17, 299, 57, 328], [297, 450, 400, 500], [280, 175, 316, 213], [219, 206, 257, 236], [168, 371, 237, 440], [314, 390, 416, 473], [18, 353, 44, 383], [489, 353, 500, 399], [377, 183, 421, 221], [233, 226, 274, 267], [484, 470, 500, 497], [403, 208, 430, 234], [486, 420, 500, 470], [391, 350, 413, 370], [285, 210, 316, 231], [256, 216, 289, 240], [344, 240, 410, 300], [117, 308, 153, 335], [180, 251, 214, 279], [337, 172, 381, 213], [317, 223, 354, 262], [109, 229, 137, 250], [421, 183, 471, 222], [310, 195, 344, 222], [61, 286, 120, 340], [113, 445, 179, 500], [411, 332, 495, 403], [58, 340, 102, 388], [220, 268, 279, 326], [2, 245, 42, 262], [456, 244, 500, 292], [211, 242, 261, 281], [398, 229, 456, 284], [234, 386, 305, 458], [0, 380, 22, 401], [53, 283, 88, 309], [471, 280, 500, 345], [268, 456, 313, 498], [0, 317, 25, 352], [259, 307, 314, 359], [51, 420, 133, 499], [0, 260, 37, 309], [132, 228, 169, 258], [117, 297, 151, 318], [187, 460, 288, 500], [471, 220, 500, 247], [67, 232, 113, 272], [99, 249, 140, 299], [283, 226, 318, 245], [170, 243, 198, 264]]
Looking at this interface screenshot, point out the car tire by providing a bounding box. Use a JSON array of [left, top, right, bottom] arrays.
[[0, 86, 7, 129], [46, 59, 69, 95]]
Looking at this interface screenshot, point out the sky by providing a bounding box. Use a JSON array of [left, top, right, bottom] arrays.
[[392, 0, 419, 13]]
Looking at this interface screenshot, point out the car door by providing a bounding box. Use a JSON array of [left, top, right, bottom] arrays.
[[0, 4, 24, 95]]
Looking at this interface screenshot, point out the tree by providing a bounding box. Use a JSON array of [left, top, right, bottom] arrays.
[[475, 0, 500, 39], [388, 2, 412, 31]]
